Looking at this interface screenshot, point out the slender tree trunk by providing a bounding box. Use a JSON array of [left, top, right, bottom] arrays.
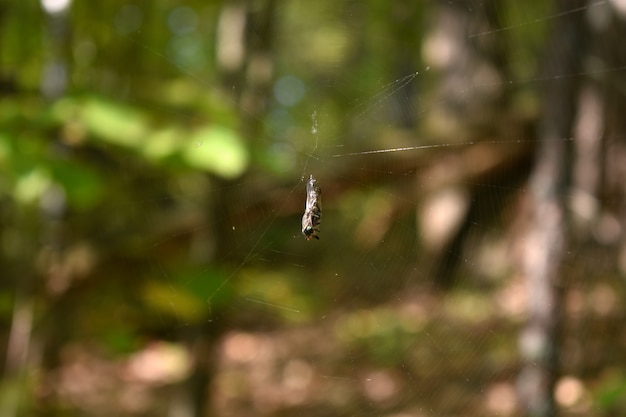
[[3, 3, 73, 416], [426, 0, 508, 142], [517, 1, 588, 416], [179, 1, 278, 415], [425, 0, 509, 288]]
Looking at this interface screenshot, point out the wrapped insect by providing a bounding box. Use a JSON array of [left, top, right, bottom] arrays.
[[301, 175, 322, 240]]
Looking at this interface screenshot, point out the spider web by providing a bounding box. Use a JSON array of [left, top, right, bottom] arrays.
[[44, 1, 626, 416]]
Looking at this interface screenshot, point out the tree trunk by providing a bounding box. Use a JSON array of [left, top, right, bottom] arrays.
[[181, 1, 278, 416], [517, 1, 588, 416]]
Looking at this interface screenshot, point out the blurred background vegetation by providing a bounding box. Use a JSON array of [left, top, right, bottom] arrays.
[[1, 0, 626, 416]]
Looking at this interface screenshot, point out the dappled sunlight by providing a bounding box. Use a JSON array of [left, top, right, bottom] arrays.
[[362, 368, 402, 404], [589, 284, 619, 317], [484, 382, 517, 416], [555, 376, 591, 412], [4, 1, 626, 416], [123, 342, 190, 385], [45, 342, 191, 415], [222, 332, 266, 364], [420, 187, 469, 252], [494, 276, 527, 319], [37, 275, 626, 416], [215, 330, 324, 415]]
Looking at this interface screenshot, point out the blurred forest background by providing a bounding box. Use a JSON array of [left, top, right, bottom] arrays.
[[2, 0, 626, 416]]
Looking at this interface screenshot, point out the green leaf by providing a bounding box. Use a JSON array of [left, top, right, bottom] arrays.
[[142, 266, 233, 322], [14, 168, 51, 205], [182, 126, 248, 178], [53, 96, 148, 148], [141, 127, 185, 161], [50, 161, 104, 210]]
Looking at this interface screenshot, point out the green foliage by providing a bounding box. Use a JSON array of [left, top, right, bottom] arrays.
[[0, 1, 624, 416], [51, 96, 249, 177], [182, 126, 248, 178], [142, 265, 235, 323], [596, 372, 626, 413], [336, 307, 424, 366], [236, 267, 322, 322], [49, 160, 104, 209]]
